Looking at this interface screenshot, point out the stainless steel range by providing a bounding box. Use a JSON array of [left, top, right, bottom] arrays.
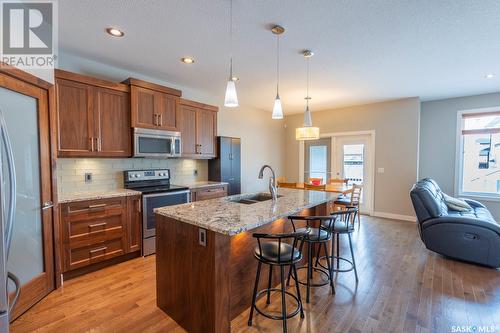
[[124, 169, 190, 256]]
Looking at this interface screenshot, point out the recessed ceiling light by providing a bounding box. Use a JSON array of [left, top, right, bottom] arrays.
[[485, 73, 495, 79], [181, 57, 195, 64], [106, 27, 124, 37]]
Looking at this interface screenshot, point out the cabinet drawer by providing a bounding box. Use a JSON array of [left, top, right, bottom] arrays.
[[66, 238, 125, 271], [66, 214, 124, 247], [192, 186, 227, 202], [63, 197, 125, 217]]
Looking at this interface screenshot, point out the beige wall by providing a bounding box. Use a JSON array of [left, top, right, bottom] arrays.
[[58, 52, 285, 195], [218, 107, 285, 193], [284, 98, 420, 217]]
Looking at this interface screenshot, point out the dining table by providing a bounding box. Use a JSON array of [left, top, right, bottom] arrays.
[[294, 183, 351, 194]]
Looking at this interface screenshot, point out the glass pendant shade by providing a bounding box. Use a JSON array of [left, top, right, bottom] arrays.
[[224, 80, 238, 107], [296, 126, 320, 140], [272, 94, 283, 119], [303, 106, 312, 126]]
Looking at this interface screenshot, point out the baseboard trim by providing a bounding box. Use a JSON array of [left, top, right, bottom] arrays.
[[372, 211, 416, 222]]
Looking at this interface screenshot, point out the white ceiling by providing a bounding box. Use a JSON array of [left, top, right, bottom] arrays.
[[59, 0, 500, 114]]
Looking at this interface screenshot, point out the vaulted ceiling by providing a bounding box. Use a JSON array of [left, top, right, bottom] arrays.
[[60, 0, 500, 113]]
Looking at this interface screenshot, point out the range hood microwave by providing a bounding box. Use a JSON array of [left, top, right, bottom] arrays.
[[133, 128, 181, 158]]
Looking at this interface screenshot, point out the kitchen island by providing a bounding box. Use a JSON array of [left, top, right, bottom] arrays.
[[155, 188, 338, 333]]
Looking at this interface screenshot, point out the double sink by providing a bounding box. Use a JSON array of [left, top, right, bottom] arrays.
[[230, 193, 283, 205]]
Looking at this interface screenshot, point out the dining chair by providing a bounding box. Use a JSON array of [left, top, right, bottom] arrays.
[[277, 181, 298, 189], [304, 183, 326, 191], [333, 184, 363, 224], [308, 177, 323, 185]]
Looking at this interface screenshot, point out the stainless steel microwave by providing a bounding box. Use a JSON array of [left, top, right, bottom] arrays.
[[133, 128, 181, 158]]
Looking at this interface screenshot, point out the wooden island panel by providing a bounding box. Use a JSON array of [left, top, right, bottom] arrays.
[[155, 203, 328, 333]]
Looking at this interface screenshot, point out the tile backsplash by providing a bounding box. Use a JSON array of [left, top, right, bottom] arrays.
[[57, 158, 208, 196]]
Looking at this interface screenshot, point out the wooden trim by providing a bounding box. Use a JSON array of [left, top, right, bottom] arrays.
[[462, 110, 500, 118], [124, 77, 181, 97], [462, 128, 500, 135], [0, 61, 52, 89], [180, 98, 219, 112], [55, 69, 130, 92]]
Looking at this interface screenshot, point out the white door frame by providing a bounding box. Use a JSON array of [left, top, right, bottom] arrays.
[[298, 130, 376, 215]]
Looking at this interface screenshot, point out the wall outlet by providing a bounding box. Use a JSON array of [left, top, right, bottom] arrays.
[[84, 172, 93, 183], [377, 168, 385, 174], [193, 169, 198, 176]]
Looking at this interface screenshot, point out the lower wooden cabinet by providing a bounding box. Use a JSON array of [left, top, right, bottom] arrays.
[[191, 185, 228, 202], [60, 195, 142, 273], [127, 195, 142, 253]]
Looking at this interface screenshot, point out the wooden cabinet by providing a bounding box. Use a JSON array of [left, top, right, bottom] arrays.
[[191, 184, 228, 202], [55, 70, 131, 157], [126, 78, 181, 131], [179, 99, 218, 159], [60, 195, 142, 274], [126, 195, 142, 253]]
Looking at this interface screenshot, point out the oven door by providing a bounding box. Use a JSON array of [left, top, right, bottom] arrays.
[[142, 190, 190, 238]]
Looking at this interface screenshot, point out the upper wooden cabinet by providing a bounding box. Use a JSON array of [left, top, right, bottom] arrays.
[[125, 78, 181, 131], [55, 70, 131, 157], [179, 99, 218, 159]]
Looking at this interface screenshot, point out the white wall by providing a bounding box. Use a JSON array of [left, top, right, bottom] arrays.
[[284, 98, 421, 218], [420, 92, 500, 220], [57, 52, 285, 194]]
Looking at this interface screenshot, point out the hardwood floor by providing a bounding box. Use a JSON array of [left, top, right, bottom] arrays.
[[11, 216, 500, 333]]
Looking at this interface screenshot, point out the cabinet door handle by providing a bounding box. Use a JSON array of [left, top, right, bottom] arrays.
[[88, 222, 107, 229], [137, 198, 142, 213], [154, 114, 158, 126], [90, 137, 94, 152], [98, 137, 102, 151], [89, 246, 107, 256], [159, 114, 163, 126], [88, 204, 107, 211]]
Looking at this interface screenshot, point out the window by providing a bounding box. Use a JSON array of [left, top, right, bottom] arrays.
[[309, 145, 327, 182], [458, 110, 500, 198]]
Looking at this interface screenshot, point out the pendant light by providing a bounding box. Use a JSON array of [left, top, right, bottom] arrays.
[[224, 0, 238, 107], [271, 25, 284, 119], [296, 50, 320, 140]]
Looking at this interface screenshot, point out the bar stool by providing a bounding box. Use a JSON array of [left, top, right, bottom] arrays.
[[286, 216, 336, 303], [248, 231, 307, 333], [317, 208, 359, 282]]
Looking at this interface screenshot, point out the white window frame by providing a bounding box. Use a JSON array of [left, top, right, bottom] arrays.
[[455, 107, 500, 202]]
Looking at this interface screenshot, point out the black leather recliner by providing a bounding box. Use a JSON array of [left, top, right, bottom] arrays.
[[410, 178, 500, 268]]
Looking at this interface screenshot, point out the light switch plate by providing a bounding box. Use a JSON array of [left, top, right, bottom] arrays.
[[377, 168, 385, 174], [84, 172, 93, 183]]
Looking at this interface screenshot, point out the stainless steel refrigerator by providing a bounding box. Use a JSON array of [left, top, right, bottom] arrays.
[[0, 108, 20, 332]]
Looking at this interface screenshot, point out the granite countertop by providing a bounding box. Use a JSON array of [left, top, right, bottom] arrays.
[[155, 188, 338, 235], [58, 189, 142, 203], [182, 181, 229, 189]]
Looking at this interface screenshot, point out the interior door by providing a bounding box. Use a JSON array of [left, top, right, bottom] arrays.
[[333, 135, 373, 213], [304, 138, 331, 184], [0, 74, 55, 320]]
